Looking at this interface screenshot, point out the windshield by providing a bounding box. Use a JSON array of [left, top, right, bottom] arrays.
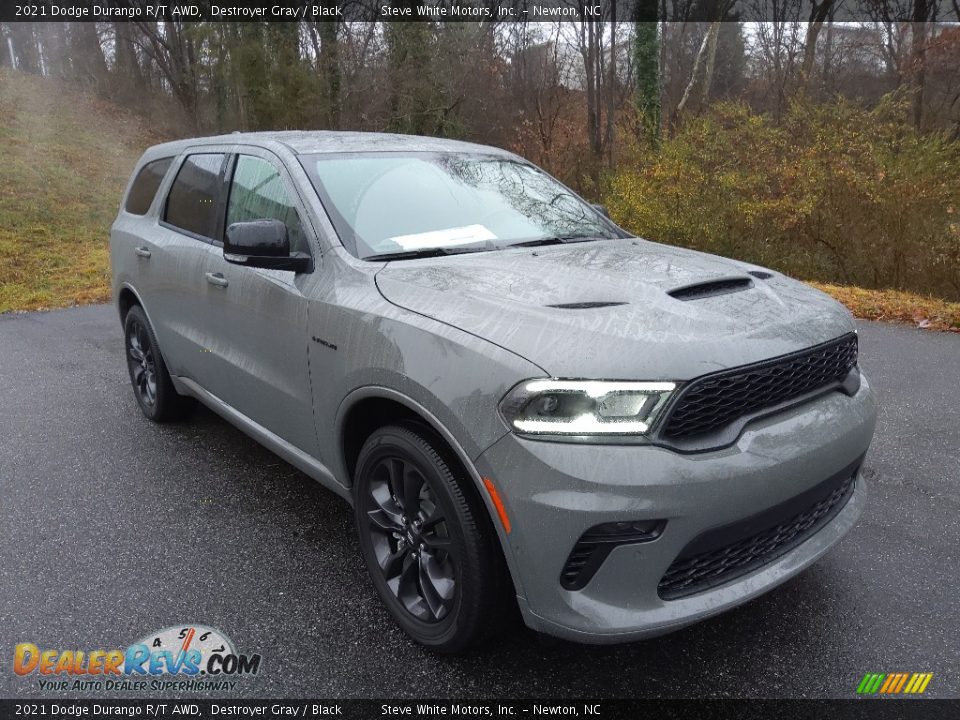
[[299, 152, 622, 259]]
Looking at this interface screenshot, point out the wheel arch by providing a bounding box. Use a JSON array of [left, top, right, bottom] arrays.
[[116, 282, 154, 328]]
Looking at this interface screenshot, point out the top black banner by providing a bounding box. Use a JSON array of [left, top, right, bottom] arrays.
[[4, 0, 959, 23]]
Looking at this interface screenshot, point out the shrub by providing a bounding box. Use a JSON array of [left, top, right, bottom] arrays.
[[606, 96, 960, 301]]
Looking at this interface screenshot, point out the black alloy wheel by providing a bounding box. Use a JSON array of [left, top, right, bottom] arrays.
[[365, 454, 456, 621], [126, 315, 158, 409], [123, 305, 195, 422], [353, 424, 512, 653]]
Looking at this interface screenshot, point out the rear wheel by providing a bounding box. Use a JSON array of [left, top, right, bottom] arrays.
[[123, 305, 194, 422], [353, 424, 511, 653]]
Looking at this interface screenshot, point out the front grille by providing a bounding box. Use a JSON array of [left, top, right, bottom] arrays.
[[658, 463, 859, 600], [662, 333, 858, 440]]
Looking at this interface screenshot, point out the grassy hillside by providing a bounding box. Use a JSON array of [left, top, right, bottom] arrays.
[[0, 70, 158, 313]]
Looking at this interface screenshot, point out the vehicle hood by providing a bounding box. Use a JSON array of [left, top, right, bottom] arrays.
[[375, 238, 856, 380]]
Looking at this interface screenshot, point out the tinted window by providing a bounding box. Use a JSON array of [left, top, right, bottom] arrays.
[[164, 154, 226, 239], [125, 158, 173, 215], [227, 156, 307, 254]]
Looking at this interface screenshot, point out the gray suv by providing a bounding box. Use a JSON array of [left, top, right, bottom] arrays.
[[111, 132, 877, 653]]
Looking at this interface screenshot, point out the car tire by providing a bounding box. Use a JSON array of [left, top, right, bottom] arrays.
[[353, 423, 512, 653], [123, 305, 195, 422]]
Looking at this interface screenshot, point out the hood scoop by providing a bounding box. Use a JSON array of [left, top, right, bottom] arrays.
[[668, 277, 753, 301], [545, 301, 629, 310]]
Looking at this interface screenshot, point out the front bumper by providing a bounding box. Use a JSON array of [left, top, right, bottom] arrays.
[[475, 376, 877, 644]]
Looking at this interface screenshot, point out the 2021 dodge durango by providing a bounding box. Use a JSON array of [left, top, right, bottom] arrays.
[[110, 132, 877, 653]]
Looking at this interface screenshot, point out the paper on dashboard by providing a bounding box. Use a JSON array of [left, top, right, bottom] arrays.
[[390, 224, 497, 250]]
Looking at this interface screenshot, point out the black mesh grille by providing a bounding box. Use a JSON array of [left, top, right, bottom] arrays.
[[658, 470, 857, 600], [662, 333, 858, 439]]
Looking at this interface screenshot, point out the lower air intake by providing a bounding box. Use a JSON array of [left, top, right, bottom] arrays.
[[658, 458, 861, 600]]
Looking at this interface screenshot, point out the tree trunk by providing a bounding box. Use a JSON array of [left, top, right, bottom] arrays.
[[821, 19, 835, 90], [318, 19, 341, 129], [7, 23, 41, 74], [226, 23, 248, 130], [37, 23, 71, 78], [606, 3, 616, 169], [160, 19, 199, 126], [385, 10, 433, 135], [910, 13, 929, 130], [70, 22, 108, 86], [800, 0, 834, 93], [633, 17, 660, 144], [581, 19, 602, 160], [699, 21, 720, 108], [114, 22, 144, 89], [676, 22, 718, 117]]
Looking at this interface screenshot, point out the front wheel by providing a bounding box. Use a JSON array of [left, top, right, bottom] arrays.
[[353, 424, 511, 653]]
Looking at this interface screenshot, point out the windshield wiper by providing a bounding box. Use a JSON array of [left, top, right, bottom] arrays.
[[556, 234, 616, 243], [363, 246, 489, 262], [506, 234, 612, 249], [506, 237, 565, 248]]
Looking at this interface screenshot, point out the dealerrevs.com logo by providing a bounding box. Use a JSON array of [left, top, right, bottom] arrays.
[[13, 624, 261, 692]]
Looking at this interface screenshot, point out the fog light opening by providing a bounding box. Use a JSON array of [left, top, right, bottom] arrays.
[[560, 519, 666, 591]]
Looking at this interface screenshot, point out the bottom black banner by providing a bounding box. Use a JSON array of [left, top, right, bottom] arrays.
[[0, 699, 957, 720]]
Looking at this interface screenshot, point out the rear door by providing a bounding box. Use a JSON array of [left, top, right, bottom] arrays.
[[197, 150, 319, 456], [111, 155, 175, 321], [140, 151, 231, 379]]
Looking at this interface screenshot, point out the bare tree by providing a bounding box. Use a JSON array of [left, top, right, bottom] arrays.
[[751, 11, 805, 119], [132, 20, 201, 125], [800, 0, 838, 93]]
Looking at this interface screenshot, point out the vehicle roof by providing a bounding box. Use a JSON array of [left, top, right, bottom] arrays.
[[141, 131, 517, 161]]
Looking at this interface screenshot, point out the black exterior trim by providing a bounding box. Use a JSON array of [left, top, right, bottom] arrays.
[[560, 521, 666, 591], [546, 301, 629, 310], [655, 332, 860, 448], [658, 453, 864, 600], [667, 277, 754, 301]]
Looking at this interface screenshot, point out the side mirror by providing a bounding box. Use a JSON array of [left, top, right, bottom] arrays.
[[224, 219, 312, 272], [591, 203, 610, 218]]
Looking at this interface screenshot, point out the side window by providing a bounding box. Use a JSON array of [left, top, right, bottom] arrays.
[[163, 154, 226, 240], [227, 155, 307, 254], [125, 158, 173, 215]]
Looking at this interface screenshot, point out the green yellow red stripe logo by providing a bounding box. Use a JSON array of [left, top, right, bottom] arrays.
[[857, 673, 933, 695]]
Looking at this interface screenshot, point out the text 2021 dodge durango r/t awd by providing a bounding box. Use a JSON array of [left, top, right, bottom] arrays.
[[110, 132, 876, 653]]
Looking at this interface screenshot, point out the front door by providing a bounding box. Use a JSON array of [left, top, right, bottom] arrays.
[[196, 151, 320, 457]]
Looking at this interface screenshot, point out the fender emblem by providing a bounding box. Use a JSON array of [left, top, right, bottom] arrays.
[[311, 336, 338, 351]]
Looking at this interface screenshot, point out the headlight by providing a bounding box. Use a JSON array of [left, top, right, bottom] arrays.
[[499, 379, 676, 436]]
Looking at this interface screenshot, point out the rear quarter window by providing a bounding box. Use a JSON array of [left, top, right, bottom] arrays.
[[163, 153, 227, 240], [124, 158, 173, 215]]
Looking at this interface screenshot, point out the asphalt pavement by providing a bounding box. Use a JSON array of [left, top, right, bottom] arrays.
[[1, 305, 957, 699]]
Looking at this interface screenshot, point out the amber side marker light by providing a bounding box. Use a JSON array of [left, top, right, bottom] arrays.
[[482, 477, 511, 534]]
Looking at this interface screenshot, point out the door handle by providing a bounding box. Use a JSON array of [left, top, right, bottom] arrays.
[[134, 246, 151, 258], [205, 272, 229, 288]]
